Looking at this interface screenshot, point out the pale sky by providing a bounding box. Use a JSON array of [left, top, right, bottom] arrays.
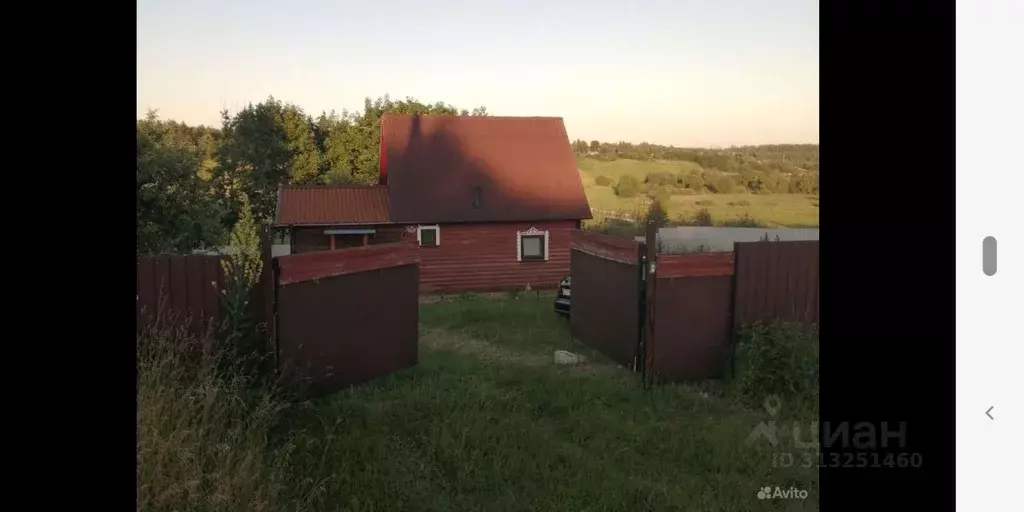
[[137, 0, 818, 147]]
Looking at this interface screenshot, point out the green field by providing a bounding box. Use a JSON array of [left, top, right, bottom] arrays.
[[139, 293, 818, 511], [577, 157, 819, 228]]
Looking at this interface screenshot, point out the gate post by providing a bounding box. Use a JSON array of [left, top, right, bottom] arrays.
[[636, 240, 647, 378], [641, 220, 659, 388]]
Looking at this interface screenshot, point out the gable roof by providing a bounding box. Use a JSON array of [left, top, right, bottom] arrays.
[[276, 186, 391, 225], [381, 115, 592, 224]]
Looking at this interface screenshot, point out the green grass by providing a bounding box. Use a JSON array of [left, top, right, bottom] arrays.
[[140, 295, 818, 511], [576, 157, 819, 228]]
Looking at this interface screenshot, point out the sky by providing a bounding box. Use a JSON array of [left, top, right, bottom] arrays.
[[137, 0, 818, 148]]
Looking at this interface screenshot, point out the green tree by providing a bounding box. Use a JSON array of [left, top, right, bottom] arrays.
[[213, 97, 300, 222], [589, 140, 600, 152], [137, 112, 227, 255]]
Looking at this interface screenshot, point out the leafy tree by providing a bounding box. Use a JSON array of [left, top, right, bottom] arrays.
[[616, 175, 639, 197], [137, 112, 227, 255], [743, 170, 769, 194], [589, 140, 600, 152], [213, 97, 300, 222], [594, 175, 612, 186]]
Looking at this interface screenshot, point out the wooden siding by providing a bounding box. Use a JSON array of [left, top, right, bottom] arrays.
[[408, 220, 575, 294], [291, 221, 575, 294]]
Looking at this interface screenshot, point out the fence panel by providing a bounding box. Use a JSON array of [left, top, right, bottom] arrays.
[[136, 255, 224, 337], [569, 230, 641, 368], [733, 240, 819, 328], [649, 252, 735, 381], [275, 242, 420, 395]]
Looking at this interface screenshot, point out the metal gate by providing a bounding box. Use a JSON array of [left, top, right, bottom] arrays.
[[273, 242, 421, 396]]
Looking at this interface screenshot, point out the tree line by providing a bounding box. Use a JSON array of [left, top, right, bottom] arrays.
[[137, 95, 487, 255], [572, 139, 819, 174], [601, 166, 819, 204]]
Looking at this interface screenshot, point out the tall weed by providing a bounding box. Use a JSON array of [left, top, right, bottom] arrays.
[[731, 322, 819, 416]]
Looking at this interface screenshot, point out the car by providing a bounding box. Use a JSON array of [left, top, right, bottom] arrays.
[[554, 276, 570, 317]]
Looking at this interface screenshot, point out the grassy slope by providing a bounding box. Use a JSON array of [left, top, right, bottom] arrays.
[[577, 157, 819, 228], [314, 295, 818, 511], [140, 294, 818, 511]]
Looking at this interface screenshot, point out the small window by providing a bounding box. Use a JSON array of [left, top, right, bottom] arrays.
[[517, 227, 549, 262], [417, 225, 440, 247]]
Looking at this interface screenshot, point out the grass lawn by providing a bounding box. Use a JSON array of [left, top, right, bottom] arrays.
[[310, 294, 818, 510], [140, 293, 818, 511]]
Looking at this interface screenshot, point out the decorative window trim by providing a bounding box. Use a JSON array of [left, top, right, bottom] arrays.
[[417, 225, 440, 247], [517, 227, 549, 262]]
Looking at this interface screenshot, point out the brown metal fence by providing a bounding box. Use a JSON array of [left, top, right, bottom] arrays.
[[647, 253, 736, 382], [136, 230, 275, 340], [642, 240, 820, 382], [569, 230, 642, 368], [137, 255, 227, 337], [733, 240, 819, 328], [275, 242, 421, 395]]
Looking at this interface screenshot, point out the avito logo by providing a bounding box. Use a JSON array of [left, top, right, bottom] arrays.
[[756, 486, 809, 500]]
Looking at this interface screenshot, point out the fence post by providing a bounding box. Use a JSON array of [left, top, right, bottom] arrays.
[[642, 220, 658, 388]]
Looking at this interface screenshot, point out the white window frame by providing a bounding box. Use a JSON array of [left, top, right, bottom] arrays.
[[417, 225, 440, 247], [517, 227, 549, 262]]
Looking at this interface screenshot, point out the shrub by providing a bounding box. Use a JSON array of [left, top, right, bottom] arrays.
[[651, 187, 671, 205], [722, 214, 764, 228], [716, 176, 736, 194], [645, 171, 675, 187], [692, 207, 712, 226], [695, 200, 714, 206], [727, 200, 751, 207], [731, 322, 819, 415], [616, 175, 639, 197], [644, 199, 670, 229], [595, 175, 612, 186]]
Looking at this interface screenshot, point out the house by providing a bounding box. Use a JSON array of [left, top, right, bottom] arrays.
[[274, 114, 593, 294]]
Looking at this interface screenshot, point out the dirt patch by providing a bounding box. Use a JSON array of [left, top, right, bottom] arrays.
[[419, 291, 556, 305], [420, 327, 620, 376]]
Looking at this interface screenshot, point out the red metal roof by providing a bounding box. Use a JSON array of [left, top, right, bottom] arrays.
[[276, 186, 391, 225], [381, 115, 592, 224]]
